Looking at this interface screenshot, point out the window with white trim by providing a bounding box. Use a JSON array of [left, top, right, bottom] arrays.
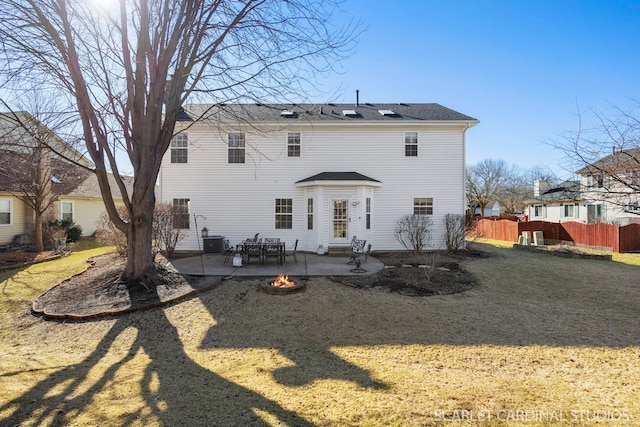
[[61, 201, 74, 222], [413, 197, 433, 215], [170, 133, 188, 163], [405, 132, 418, 157], [366, 197, 371, 229], [0, 198, 11, 225], [172, 198, 190, 229], [228, 133, 245, 163], [288, 132, 300, 157], [562, 203, 578, 218], [275, 198, 293, 229], [307, 198, 313, 230], [532, 204, 546, 218]]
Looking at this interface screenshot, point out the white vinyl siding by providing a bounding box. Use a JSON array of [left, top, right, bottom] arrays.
[[160, 124, 468, 251]]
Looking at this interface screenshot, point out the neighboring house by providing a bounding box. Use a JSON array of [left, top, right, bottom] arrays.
[[469, 201, 501, 217], [525, 180, 584, 223], [0, 111, 132, 245], [159, 103, 478, 252], [576, 148, 640, 225], [526, 149, 640, 226]]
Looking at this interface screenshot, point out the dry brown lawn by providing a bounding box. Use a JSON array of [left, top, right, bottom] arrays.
[[1, 240, 639, 426]]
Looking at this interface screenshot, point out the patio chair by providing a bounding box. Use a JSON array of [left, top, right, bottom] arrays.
[[286, 239, 298, 264], [347, 238, 367, 265], [363, 243, 372, 263], [243, 241, 262, 264], [263, 241, 283, 266]]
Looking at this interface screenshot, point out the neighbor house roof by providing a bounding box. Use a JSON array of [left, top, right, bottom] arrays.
[[576, 148, 640, 175], [0, 149, 132, 200], [526, 181, 582, 204], [181, 103, 478, 124]]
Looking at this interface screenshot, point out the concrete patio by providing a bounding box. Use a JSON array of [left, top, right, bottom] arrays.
[[169, 251, 385, 278]]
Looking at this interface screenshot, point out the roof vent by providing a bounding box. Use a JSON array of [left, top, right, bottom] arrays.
[[378, 109, 396, 116], [342, 109, 358, 116], [280, 110, 297, 117]]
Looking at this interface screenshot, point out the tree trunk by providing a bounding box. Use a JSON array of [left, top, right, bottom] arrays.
[[34, 211, 44, 252], [120, 194, 160, 287]]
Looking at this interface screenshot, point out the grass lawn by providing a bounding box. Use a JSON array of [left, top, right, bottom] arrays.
[[1, 240, 639, 426]]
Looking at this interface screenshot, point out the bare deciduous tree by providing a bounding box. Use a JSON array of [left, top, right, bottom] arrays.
[[0, 0, 355, 288], [466, 159, 517, 217], [394, 214, 434, 254], [553, 101, 640, 214]]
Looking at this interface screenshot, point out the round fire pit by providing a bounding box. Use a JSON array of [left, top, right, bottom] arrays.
[[260, 275, 306, 294]]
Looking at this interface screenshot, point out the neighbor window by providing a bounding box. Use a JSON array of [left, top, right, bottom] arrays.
[[366, 197, 371, 229], [307, 198, 313, 230], [562, 203, 578, 218], [533, 204, 546, 218], [275, 198, 293, 229], [170, 133, 188, 163], [405, 132, 418, 157], [0, 199, 11, 225], [172, 198, 190, 229], [61, 201, 74, 222], [288, 132, 300, 157], [413, 197, 433, 215], [228, 133, 245, 163]]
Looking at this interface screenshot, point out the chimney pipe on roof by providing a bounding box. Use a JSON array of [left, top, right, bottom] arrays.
[[356, 89, 359, 107]]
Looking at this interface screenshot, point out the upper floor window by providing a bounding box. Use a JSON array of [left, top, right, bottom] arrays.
[[61, 201, 74, 222], [0, 199, 11, 225], [275, 198, 293, 229], [228, 133, 245, 163], [172, 198, 190, 229], [288, 132, 300, 157], [413, 197, 433, 215], [405, 132, 418, 157], [170, 133, 188, 163]]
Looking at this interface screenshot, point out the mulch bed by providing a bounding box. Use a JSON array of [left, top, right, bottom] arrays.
[[0, 249, 58, 270]]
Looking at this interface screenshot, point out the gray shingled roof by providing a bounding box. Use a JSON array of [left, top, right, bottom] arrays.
[[526, 181, 582, 204], [296, 171, 381, 184], [576, 148, 640, 175], [182, 103, 477, 123]]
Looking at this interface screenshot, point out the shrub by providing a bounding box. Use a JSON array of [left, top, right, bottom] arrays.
[[394, 214, 433, 254], [443, 213, 466, 252], [95, 206, 129, 256]]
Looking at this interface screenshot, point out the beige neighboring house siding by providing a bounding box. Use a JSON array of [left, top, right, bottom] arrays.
[[0, 193, 27, 245], [57, 197, 125, 236]]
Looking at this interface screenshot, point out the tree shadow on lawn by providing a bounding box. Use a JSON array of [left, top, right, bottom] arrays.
[[0, 301, 321, 426]]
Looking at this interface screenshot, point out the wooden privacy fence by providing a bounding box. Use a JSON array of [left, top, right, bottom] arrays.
[[470, 218, 640, 253]]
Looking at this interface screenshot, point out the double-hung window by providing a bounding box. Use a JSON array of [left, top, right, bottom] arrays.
[[366, 197, 371, 229], [562, 203, 578, 219], [0, 199, 11, 225], [172, 198, 190, 229], [228, 133, 245, 163], [61, 201, 74, 222], [533, 204, 546, 218], [170, 133, 188, 163], [413, 197, 433, 215], [288, 132, 300, 157], [275, 198, 293, 229], [405, 132, 418, 157]]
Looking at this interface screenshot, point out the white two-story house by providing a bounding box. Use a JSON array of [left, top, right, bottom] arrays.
[[159, 103, 478, 253]]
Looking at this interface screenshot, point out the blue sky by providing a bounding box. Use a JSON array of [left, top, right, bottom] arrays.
[[316, 0, 640, 177]]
